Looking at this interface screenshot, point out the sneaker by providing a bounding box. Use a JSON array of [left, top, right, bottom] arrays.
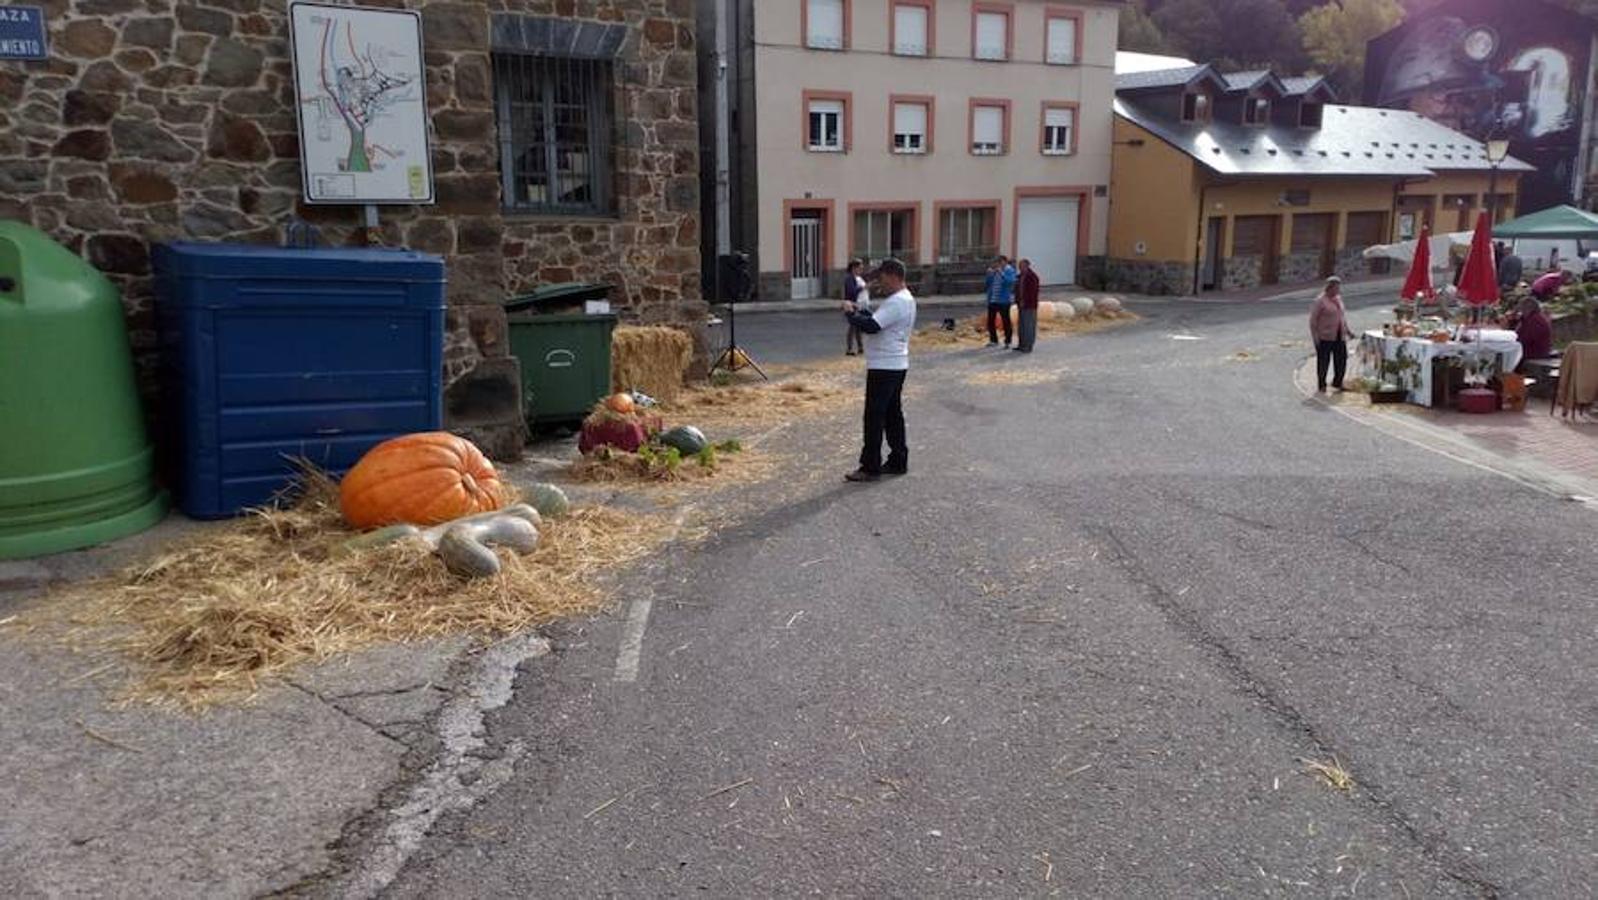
[[845, 468, 880, 483]]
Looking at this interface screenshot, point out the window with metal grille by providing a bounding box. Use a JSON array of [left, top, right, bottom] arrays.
[[939, 207, 996, 262], [971, 104, 1004, 155], [1043, 106, 1074, 155], [809, 98, 845, 151], [893, 3, 928, 55], [893, 102, 928, 154], [493, 54, 614, 215], [854, 208, 915, 262]]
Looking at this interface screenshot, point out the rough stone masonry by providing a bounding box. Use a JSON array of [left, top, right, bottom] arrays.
[[0, 0, 702, 457]]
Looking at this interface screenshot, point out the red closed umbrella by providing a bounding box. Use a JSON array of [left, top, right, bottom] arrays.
[[1457, 212, 1500, 308], [1400, 225, 1434, 303]]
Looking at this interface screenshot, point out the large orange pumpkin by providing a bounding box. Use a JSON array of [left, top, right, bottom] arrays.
[[340, 432, 507, 529], [605, 392, 635, 414]]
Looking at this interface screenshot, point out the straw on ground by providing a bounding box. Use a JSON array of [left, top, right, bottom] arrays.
[[1301, 756, 1355, 791]]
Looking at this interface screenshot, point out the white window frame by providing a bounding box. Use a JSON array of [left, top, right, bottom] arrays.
[[971, 104, 1005, 156], [1245, 97, 1271, 125], [974, 10, 1008, 61], [854, 208, 915, 262], [806, 0, 845, 50], [939, 206, 997, 263], [893, 3, 929, 56], [1182, 92, 1211, 123], [893, 101, 929, 154], [1045, 14, 1078, 65], [808, 99, 845, 152], [1043, 106, 1075, 156]]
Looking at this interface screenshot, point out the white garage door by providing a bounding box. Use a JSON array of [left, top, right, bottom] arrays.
[[1016, 197, 1080, 286]]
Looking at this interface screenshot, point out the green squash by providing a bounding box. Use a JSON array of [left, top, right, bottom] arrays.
[[659, 425, 708, 455], [526, 482, 570, 518]]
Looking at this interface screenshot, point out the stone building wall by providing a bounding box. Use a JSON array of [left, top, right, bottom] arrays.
[[0, 0, 700, 457], [1104, 259, 1193, 296]]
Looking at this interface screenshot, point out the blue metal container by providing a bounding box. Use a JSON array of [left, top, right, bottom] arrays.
[[152, 243, 446, 519]]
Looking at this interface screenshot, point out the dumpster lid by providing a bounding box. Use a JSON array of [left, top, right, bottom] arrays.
[[153, 242, 445, 282], [503, 282, 612, 312]]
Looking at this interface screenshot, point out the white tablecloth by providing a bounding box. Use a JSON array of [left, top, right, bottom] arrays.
[[1359, 330, 1524, 407]]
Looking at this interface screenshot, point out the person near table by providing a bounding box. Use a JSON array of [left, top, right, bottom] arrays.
[[842, 257, 917, 482], [1532, 268, 1574, 300], [1309, 275, 1354, 393], [1507, 296, 1554, 365], [1497, 245, 1524, 291], [842, 258, 870, 357], [1014, 259, 1041, 353], [983, 255, 1017, 348]]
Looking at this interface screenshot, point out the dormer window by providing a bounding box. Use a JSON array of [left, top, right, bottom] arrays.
[[1299, 101, 1324, 128], [1181, 92, 1211, 124], [1244, 97, 1270, 125]]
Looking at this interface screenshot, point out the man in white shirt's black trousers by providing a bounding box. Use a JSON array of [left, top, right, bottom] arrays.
[[841, 258, 918, 483]]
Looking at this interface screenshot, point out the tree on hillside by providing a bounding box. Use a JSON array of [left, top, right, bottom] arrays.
[[1301, 0, 1405, 97], [1119, 1, 1173, 54], [1153, 0, 1307, 71]]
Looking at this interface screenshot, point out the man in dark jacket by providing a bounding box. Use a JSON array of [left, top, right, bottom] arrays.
[[1015, 259, 1041, 352], [1497, 244, 1524, 290]]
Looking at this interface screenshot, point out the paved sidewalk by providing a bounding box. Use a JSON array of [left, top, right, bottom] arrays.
[[1295, 358, 1598, 501]]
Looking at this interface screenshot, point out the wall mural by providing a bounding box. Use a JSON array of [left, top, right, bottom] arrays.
[[1366, 5, 1594, 212]]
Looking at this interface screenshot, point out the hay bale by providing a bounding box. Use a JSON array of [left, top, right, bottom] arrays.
[[612, 326, 693, 402]]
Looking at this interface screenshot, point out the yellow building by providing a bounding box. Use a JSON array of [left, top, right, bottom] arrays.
[[1108, 65, 1531, 295]]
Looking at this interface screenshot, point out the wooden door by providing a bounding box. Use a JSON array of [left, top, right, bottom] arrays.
[[1233, 215, 1280, 285], [1292, 213, 1336, 278]]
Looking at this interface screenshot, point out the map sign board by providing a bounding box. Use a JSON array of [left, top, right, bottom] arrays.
[[289, 1, 433, 205]]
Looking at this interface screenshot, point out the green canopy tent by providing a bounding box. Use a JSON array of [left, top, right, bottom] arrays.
[[1492, 205, 1598, 240]]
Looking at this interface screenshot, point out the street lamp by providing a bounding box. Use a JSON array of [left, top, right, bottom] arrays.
[[1485, 137, 1510, 226]]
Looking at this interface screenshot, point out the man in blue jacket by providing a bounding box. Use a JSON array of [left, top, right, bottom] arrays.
[[984, 255, 1018, 347]]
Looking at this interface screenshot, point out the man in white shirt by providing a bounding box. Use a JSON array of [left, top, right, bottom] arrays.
[[842, 258, 917, 482]]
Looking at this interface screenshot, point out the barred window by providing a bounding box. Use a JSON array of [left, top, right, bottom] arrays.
[[493, 54, 614, 215]]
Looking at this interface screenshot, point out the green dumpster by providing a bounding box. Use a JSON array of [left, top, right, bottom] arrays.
[[0, 221, 167, 558], [506, 311, 618, 428]]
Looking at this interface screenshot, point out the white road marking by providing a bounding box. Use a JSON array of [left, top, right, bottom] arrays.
[[613, 595, 653, 683]]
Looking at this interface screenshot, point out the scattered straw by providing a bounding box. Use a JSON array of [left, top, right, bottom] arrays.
[[965, 369, 1064, 386], [1227, 350, 1260, 363], [662, 378, 854, 431], [35, 473, 677, 708], [567, 445, 775, 487], [613, 325, 694, 402], [1301, 756, 1355, 791], [915, 311, 1138, 348]]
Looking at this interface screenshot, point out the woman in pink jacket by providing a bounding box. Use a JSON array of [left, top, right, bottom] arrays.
[[1310, 276, 1355, 392]]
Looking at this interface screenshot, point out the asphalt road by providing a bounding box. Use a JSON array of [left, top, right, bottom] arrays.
[[381, 298, 1598, 897]]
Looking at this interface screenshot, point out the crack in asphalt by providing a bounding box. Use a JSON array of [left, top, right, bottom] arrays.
[[283, 679, 408, 750], [1097, 526, 1504, 897]]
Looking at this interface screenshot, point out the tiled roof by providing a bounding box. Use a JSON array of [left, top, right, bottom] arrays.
[[1114, 64, 1215, 91], [1222, 70, 1274, 91], [1114, 98, 1536, 178], [1280, 75, 1328, 96]]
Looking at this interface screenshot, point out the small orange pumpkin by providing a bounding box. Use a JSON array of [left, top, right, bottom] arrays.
[[340, 432, 506, 530], [605, 392, 635, 414]]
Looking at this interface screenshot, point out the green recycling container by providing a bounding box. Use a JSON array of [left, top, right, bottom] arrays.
[[0, 222, 166, 558], [506, 311, 618, 427]]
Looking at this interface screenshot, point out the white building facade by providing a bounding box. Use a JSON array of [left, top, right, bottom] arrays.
[[711, 0, 1119, 300]]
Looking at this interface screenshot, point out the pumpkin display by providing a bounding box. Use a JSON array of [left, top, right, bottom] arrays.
[[339, 432, 507, 530], [1054, 300, 1076, 320], [606, 392, 636, 414], [1068, 296, 1095, 317], [1096, 296, 1123, 314], [1037, 301, 1056, 321], [659, 425, 709, 455]]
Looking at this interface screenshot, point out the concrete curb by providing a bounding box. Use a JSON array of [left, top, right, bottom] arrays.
[[1292, 357, 1598, 505]]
